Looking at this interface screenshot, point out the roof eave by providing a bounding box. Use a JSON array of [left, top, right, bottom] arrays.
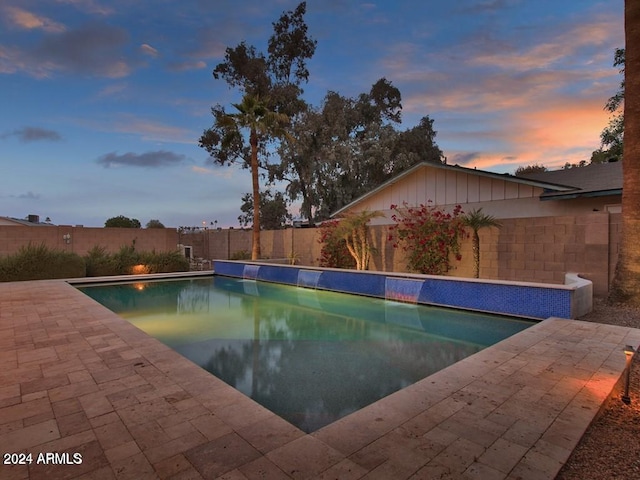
[[539, 189, 622, 201]]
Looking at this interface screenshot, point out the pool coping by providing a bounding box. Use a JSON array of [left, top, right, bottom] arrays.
[[1, 277, 639, 479]]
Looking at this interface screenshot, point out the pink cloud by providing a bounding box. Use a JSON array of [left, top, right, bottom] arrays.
[[3, 6, 66, 33]]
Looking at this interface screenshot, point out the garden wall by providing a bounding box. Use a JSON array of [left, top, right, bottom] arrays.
[[0, 211, 618, 296], [198, 212, 616, 296], [0, 225, 178, 257]]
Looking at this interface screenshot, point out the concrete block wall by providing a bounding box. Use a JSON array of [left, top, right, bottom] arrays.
[[1, 212, 617, 295]]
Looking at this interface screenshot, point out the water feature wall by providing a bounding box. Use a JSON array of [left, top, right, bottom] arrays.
[[213, 261, 593, 319]]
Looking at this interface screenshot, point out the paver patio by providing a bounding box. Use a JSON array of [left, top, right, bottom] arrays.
[[1, 277, 639, 480]]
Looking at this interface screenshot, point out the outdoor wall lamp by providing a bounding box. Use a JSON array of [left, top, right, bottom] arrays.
[[622, 345, 636, 404], [63, 233, 71, 244]]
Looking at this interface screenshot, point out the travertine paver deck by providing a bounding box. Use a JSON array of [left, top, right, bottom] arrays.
[[1, 278, 639, 480]]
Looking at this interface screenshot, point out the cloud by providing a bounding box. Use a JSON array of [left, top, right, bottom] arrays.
[[4, 23, 136, 78], [140, 43, 159, 57], [55, 0, 114, 16], [448, 152, 483, 166], [96, 82, 128, 98], [167, 60, 207, 72], [12, 191, 42, 200], [191, 165, 234, 178], [458, 0, 519, 14], [440, 94, 612, 173], [2, 6, 66, 33], [97, 150, 186, 168], [112, 115, 195, 143], [1, 127, 63, 142]]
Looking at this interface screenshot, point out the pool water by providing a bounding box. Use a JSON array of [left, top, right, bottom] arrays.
[[80, 277, 533, 432]]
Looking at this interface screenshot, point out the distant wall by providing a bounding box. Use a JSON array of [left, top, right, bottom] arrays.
[[0, 225, 178, 257], [1, 212, 618, 296]]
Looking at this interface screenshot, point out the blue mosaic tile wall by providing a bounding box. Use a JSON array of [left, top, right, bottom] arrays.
[[418, 280, 571, 319], [316, 270, 386, 297], [213, 261, 245, 278], [212, 261, 575, 319], [256, 265, 299, 285]]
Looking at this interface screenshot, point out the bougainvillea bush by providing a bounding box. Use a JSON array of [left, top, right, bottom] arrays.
[[317, 219, 357, 269], [388, 201, 466, 275]]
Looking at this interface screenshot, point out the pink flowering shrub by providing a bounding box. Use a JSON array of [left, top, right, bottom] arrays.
[[317, 219, 356, 269], [388, 201, 466, 275]]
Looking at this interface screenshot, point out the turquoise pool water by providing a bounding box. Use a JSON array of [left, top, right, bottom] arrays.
[[80, 277, 533, 432]]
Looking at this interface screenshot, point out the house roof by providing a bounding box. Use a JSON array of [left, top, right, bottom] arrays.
[[517, 160, 623, 200], [331, 161, 575, 217], [0, 216, 55, 226]]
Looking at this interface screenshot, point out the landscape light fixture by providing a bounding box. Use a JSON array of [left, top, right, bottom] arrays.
[[622, 345, 635, 405]]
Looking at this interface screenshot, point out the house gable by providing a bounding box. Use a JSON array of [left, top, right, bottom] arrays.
[[333, 162, 622, 223]]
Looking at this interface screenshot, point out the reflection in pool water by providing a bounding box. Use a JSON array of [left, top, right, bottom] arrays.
[[80, 277, 532, 433]]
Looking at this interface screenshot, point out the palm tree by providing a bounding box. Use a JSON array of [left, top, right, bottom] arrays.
[[463, 208, 502, 278], [610, 0, 640, 305], [213, 94, 289, 260]]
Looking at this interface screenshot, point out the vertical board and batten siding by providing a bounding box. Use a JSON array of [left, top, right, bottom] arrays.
[[357, 165, 539, 212]]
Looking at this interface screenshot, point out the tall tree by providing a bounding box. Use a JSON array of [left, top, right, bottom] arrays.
[[239, 190, 291, 230], [275, 79, 443, 222], [610, 1, 640, 305], [200, 94, 288, 259], [200, 2, 315, 259], [592, 48, 625, 163]]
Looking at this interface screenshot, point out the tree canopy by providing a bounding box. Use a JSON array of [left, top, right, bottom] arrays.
[[105, 215, 141, 228], [591, 47, 625, 163], [145, 219, 165, 228], [239, 190, 291, 230], [272, 79, 444, 222]]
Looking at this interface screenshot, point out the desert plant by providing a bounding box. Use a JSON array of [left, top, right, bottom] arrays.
[[139, 250, 189, 273], [84, 245, 120, 276], [333, 211, 382, 270], [462, 208, 502, 278]]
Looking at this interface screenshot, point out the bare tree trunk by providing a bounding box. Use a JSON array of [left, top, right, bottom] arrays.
[[250, 129, 261, 261], [611, 0, 640, 304], [472, 230, 480, 278]]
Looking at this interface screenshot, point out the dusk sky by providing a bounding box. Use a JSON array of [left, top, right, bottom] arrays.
[[1, 0, 623, 228]]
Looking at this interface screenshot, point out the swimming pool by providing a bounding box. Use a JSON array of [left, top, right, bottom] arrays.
[[79, 276, 533, 432]]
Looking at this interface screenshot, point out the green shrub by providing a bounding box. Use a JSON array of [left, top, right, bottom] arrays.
[[139, 250, 189, 273], [84, 245, 189, 276], [0, 243, 86, 282], [85, 245, 120, 277], [111, 244, 139, 274], [230, 250, 251, 260]]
